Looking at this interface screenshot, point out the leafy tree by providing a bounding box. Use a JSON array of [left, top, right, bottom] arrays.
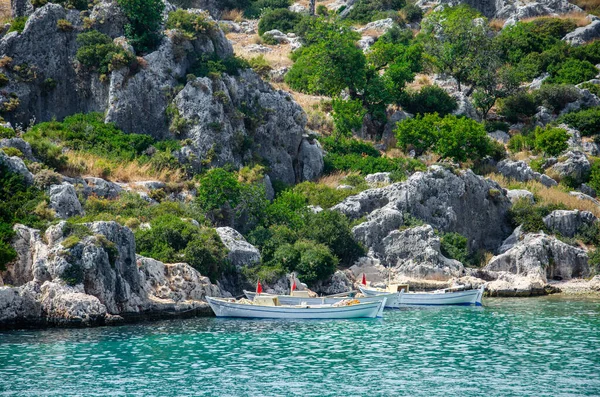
[[394, 113, 439, 155], [558, 107, 600, 137], [400, 85, 457, 116], [420, 5, 491, 91], [117, 0, 165, 54], [293, 240, 338, 285], [547, 58, 598, 85], [166, 9, 215, 39], [345, 0, 406, 24], [331, 98, 367, 139], [534, 126, 569, 156], [196, 168, 242, 224], [244, 0, 291, 18], [440, 232, 468, 263], [258, 8, 302, 36], [497, 91, 538, 122], [75, 31, 134, 75]]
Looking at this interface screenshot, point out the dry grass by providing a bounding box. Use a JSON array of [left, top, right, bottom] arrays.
[[521, 12, 591, 27], [487, 172, 600, 218], [316, 171, 358, 188], [221, 9, 244, 22], [0, 0, 10, 25], [489, 18, 506, 31], [228, 32, 294, 69], [406, 74, 432, 91], [64, 152, 184, 183], [572, 0, 600, 15]]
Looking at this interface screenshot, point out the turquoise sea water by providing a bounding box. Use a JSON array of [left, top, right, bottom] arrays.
[[0, 296, 599, 397]]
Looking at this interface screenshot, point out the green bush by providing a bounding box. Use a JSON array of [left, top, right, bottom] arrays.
[[117, 0, 165, 53], [248, 55, 272, 78], [166, 9, 215, 39], [0, 126, 16, 139], [571, 40, 600, 65], [135, 214, 227, 281], [534, 126, 569, 156], [189, 53, 249, 78], [558, 107, 600, 137], [346, 0, 405, 24], [587, 158, 600, 194], [547, 58, 598, 85], [497, 91, 538, 122], [400, 85, 457, 116], [324, 153, 425, 175], [258, 8, 302, 36], [496, 19, 569, 64], [293, 240, 338, 285], [507, 134, 534, 153], [0, 73, 8, 87], [509, 198, 566, 233], [75, 30, 134, 75], [292, 182, 355, 209], [331, 97, 367, 139], [440, 232, 468, 264], [316, 4, 328, 15], [8, 17, 28, 34], [320, 136, 380, 157], [245, 0, 291, 18], [588, 248, 600, 274], [196, 168, 242, 214], [484, 120, 510, 133], [533, 84, 580, 113], [402, 3, 422, 22], [578, 82, 600, 97], [395, 113, 492, 162]]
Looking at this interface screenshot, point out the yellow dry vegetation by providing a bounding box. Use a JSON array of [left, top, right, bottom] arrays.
[[487, 172, 600, 217], [572, 0, 600, 15], [316, 171, 358, 187], [221, 9, 244, 22], [0, 0, 10, 25], [64, 152, 184, 183], [521, 12, 591, 27], [228, 32, 294, 69]]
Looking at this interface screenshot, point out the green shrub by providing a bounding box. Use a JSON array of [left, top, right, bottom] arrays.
[[588, 248, 600, 274], [558, 107, 600, 137], [324, 153, 425, 175], [533, 84, 580, 113], [571, 40, 600, 65], [0, 73, 8, 87], [509, 198, 566, 232], [547, 58, 598, 85], [346, 0, 405, 24], [293, 240, 338, 285], [0, 126, 16, 139], [497, 91, 538, 122], [117, 0, 165, 53], [402, 3, 422, 22], [2, 147, 22, 157], [27, 139, 69, 171], [316, 4, 328, 15], [166, 9, 215, 39], [331, 97, 367, 139], [507, 134, 534, 153], [245, 0, 291, 18], [395, 113, 492, 162], [587, 158, 600, 194], [578, 81, 600, 97], [292, 182, 355, 209], [57, 19, 73, 31], [189, 53, 249, 78], [258, 8, 302, 36], [533, 126, 569, 156], [440, 232, 468, 264], [8, 17, 28, 34], [62, 263, 84, 286], [54, 0, 89, 10], [484, 120, 510, 133], [76, 30, 134, 75], [135, 215, 227, 281], [400, 85, 457, 116], [196, 168, 241, 213], [320, 136, 380, 157], [248, 55, 272, 78]]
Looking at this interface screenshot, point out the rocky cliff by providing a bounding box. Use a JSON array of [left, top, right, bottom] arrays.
[[0, 221, 223, 328]]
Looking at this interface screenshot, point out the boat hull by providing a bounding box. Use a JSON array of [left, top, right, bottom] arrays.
[[206, 297, 385, 319], [359, 285, 484, 307], [243, 291, 396, 307]]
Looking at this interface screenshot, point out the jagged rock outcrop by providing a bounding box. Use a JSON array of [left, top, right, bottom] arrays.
[[380, 225, 465, 281], [365, 172, 391, 186], [297, 137, 325, 182], [497, 224, 523, 253], [419, 0, 581, 20], [563, 18, 600, 46], [485, 233, 589, 281], [0, 137, 35, 161], [507, 189, 534, 204], [216, 227, 260, 268], [314, 270, 353, 295], [496, 159, 558, 187], [0, 3, 321, 184], [334, 166, 513, 252], [0, 149, 33, 184], [48, 183, 83, 219], [548, 151, 591, 185], [543, 209, 596, 237], [0, 221, 223, 328], [82, 177, 123, 199]]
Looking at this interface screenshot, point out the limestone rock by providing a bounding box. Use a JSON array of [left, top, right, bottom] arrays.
[[358, 18, 394, 32], [315, 270, 353, 295], [548, 151, 591, 186], [0, 150, 33, 185], [488, 130, 510, 144], [507, 189, 534, 204], [569, 191, 600, 205], [486, 272, 549, 297], [496, 159, 558, 187], [0, 137, 35, 161], [216, 227, 260, 268], [289, 3, 307, 13], [563, 19, 600, 46], [297, 137, 325, 182], [420, 0, 582, 20], [365, 172, 391, 186], [83, 177, 123, 199], [542, 209, 596, 237], [485, 233, 589, 281], [352, 207, 404, 252], [381, 225, 465, 281], [358, 35, 376, 51], [48, 183, 83, 219], [334, 166, 513, 252], [498, 224, 523, 254]]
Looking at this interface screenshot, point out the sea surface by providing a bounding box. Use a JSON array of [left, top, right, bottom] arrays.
[[0, 296, 599, 397]]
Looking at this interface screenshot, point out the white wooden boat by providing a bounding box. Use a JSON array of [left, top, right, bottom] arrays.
[[359, 284, 485, 307], [243, 290, 397, 307], [206, 296, 387, 319]]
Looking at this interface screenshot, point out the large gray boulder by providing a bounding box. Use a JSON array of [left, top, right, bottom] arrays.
[[496, 159, 558, 187], [83, 177, 123, 199], [0, 149, 33, 185], [0, 221, 224, 327], [381, 225, 465, 281], [563, 18, 600, 46], [0, 137, 35, 161], [216, 227, 260, 268], [507, 189, 534, 204], [419, 0, 581, 20], [548, 151, 591, 186], [48, 183, 83, 219], [485, 233, 589, 281], [543, 209, 596, 237], [297, 137, 325, 182], [334, 166, 513, 252]]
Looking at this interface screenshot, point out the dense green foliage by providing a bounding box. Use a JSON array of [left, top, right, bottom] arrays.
[[8, 17, 28, 33], [258, 8, 302, 36], [533, 126, 569, 156], [400, 85, 457, 116], [345, 0, 405, 24], [558, 107, 600, 137], [547, 58, 598, 85], [117, 0, 165, 53], [509, 199, 566, 233], [135, 215, 228, 281], [166, 9, 215, 39], [440, 232, 468, 264], [395, 113, 492, 162], [75, 31, 134, 75], [244, 0, 291, 18]]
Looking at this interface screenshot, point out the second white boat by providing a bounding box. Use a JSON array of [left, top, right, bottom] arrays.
[[359, 284, 485, 307]]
